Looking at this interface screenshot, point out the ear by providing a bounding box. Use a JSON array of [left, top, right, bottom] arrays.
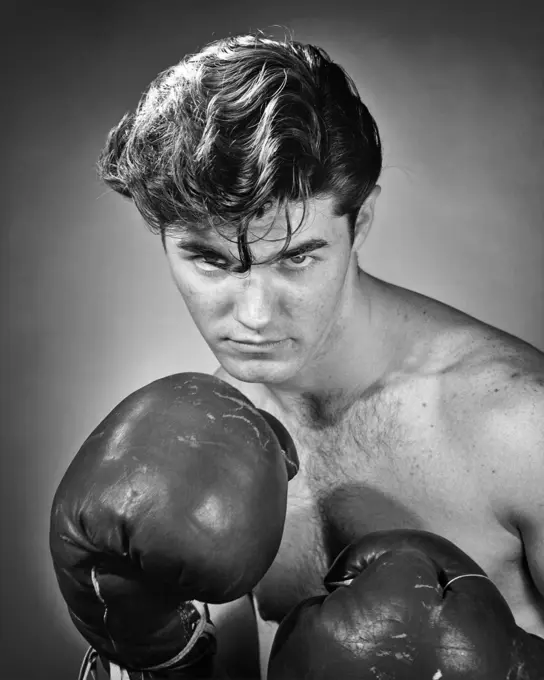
[[352, 185, 381, 251]]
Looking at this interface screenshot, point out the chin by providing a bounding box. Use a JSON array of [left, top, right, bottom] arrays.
[[219, 355, 299, 386]]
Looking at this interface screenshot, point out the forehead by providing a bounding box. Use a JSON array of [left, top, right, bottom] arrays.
[[176, 196, 347, 254]]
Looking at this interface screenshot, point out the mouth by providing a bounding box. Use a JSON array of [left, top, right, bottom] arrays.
[[226, 338, 289, 352]]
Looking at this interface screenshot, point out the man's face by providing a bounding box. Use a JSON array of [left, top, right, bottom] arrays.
[[164, 196, 359, 385]]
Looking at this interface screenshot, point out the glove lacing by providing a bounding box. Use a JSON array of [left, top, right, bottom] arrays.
[[442, 573, 492, 592]]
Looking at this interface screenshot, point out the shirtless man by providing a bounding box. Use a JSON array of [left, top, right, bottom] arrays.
[[53, 33, 544, 678]]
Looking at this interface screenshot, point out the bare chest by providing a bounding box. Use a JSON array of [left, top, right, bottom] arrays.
[[254, 394, 526, 625]]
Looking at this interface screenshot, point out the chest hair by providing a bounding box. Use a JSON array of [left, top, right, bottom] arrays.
[[280, 388, 414, 557], [290, 387, 405, 488]]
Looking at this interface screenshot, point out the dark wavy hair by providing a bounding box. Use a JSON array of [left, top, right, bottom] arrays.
[[97, 33, 382, 270]]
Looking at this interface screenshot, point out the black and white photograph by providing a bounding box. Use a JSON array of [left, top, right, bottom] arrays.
[[4, 1, 544, 678]]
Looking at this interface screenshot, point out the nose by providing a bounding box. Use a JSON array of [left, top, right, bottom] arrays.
[[232, 269, 276, 333]]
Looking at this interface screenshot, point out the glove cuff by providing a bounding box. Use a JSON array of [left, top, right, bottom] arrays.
[[78, 601, 216, 679], [147, 601, 216, 671]]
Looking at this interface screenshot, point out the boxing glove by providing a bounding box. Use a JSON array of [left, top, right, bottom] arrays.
[[268, 529, 544, 679], [50, 372, 298, 678]]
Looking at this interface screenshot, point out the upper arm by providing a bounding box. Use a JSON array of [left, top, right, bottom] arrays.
[[509, 435, 544, 598], [484, 383, 544, 596]]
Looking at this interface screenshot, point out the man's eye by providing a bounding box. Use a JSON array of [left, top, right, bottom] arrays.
[[192, 257, 227, 272], [283, 254, 314, 269]]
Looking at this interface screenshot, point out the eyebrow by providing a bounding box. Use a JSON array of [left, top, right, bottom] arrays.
[[176, 237, 330, 262], [176, 241, 228, 258]]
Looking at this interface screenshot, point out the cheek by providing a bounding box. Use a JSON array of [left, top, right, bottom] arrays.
[[184, 287, 224, 324], [180, 291, 227, 343], [286, 291, 327, 326], [287, 266, 349, 324], [168, 260, 222, 322]]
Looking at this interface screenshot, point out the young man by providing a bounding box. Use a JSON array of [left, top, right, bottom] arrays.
[[96, 34, 544, 675]]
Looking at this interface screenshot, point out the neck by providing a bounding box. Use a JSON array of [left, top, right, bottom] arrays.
[[265, 272, 408, 413]]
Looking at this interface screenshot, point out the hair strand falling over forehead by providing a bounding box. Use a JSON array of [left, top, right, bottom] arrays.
[[97, 32, 382, 271]]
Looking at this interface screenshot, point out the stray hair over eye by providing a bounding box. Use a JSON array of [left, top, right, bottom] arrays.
[[97, 32, 382, 269]]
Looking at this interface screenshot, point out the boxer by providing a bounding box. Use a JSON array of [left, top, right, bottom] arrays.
[[54, 32, 544, 678]]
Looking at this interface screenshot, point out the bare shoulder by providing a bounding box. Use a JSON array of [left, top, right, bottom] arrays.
[[401, 285, 543, 384], [434, 323, 544, 507], [438, 323, 544, 406]]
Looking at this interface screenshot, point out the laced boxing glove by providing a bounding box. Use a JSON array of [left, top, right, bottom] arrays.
[[50, 372, 298, 679], [268, 529, 544, 679]]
